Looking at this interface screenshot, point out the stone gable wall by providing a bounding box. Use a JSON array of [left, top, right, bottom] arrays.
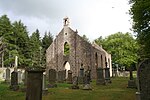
[[46, 26, 112, 79]]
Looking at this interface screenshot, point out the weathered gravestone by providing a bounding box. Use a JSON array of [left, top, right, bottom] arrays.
[[71, 76, 79, 89], [58, 70, 64, 83], [83, 70, 92, 90], [62, 70, 66, 81], [48, 69, 57, 88], [5, 67, 10, 83], [26, 69, 45, 100], [18, 70, 22, 84], [67, 70, 72, 84], [42, 73, 48, 95], [78, 68, 84, 84], [136, 59, 150, 100], [9, 71, 19, 91], [96, 67, 105, 85], [104, 68, 111, 83], [128, 63, 136, 88]]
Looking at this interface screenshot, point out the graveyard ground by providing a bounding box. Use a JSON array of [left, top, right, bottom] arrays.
[[0, 77, 136, 100]]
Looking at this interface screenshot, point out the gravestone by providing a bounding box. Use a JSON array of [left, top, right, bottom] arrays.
[[18, 70, 22, 84], [71, 76, 79, 89], [58, 71, 64, 83], [104, 68, 111, 83], [48, 69, 57, 88], [9, 71, 19, 91], [5, 67, 10, 83], [26, 69, 45, 100], [67, 70, 72, 84], [128, 64, 136, 88], [83, 70, 92, 90], [42, 73, 48, 95], [136, 59, 150, 100], [78, 68, 84, 84], [20, 70, 27, 92], [62, 70, 66, 81], [96, 67, 105, 85]]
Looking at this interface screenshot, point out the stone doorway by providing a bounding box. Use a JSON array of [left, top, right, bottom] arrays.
[[64, 61, 70, 79]]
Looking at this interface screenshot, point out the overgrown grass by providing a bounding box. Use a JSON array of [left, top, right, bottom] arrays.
[[0, 77, 137, 100]]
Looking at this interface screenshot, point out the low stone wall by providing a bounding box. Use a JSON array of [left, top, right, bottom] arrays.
[[0, 68, 25, 82]]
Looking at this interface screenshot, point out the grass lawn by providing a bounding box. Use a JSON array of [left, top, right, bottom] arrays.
[[0, 77, 137, 100]]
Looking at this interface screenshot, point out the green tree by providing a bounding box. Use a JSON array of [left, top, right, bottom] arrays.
[[0, 15, 17, 67], [29, 29, 42, 67], [41, 31, 53, 66], [12, 20, 30, 67], [95, 36, 104, 46], [42, 31, 53, 52], [95, 32, 139, 68], [129, 0, 150, 58], [82, 34, 90, 43]]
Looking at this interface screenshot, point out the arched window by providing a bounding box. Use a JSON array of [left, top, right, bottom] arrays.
[[101, 55, 103, 67], [64, 42, 70, 55], [95, 53, 98, 68]]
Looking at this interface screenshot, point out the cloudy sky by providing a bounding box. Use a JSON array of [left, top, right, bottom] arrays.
[[0, 0, 132, 41]]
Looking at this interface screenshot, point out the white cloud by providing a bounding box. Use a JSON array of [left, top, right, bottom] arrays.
[[0, 0, 132, 41]]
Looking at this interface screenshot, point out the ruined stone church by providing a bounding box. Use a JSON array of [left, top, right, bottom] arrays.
[[46, 17, 112, 79]]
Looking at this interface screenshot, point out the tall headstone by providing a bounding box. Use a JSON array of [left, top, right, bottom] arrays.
[[26, 69, 45, 100], [96, 67, 105, 85], [62, 70, 66, 81], [78, 68, 84, 84], [136, 59, 150, 100], [67, 70, 72, 84], [18, 70, 22, 84], [104, 68, 111, 83], [9, 71, 19, 91], [48, 69, 57, 88], [5, 67, 10, 83], [83, 70, 92, 90], [71, 76, 79, 89], [58, 70, 64, 83], [42, 73, 48, 95]]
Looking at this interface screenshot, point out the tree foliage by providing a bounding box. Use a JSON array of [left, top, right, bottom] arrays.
[[82, 34, 90, 43], [129, 0, 150, 58], [95, 32, 139, 68], [0, 14, 53, 68]]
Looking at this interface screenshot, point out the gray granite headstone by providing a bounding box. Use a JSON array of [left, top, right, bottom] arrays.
[[83, 70, 92, 90], [96, 67, 105, 85], [78, 68, 84, 84], [26, 69, 44, 100], [67, 70, 72, 84], [9, 71, 19, 91], [48, 69, 57, 88], [104, 68, 111, 83], [58, 70, 64, 83], [42, 73, 48, 95], [5, 67, 10, 83], [71, 76, 79, 89], [48, 69, 56, 83], [136, 59, 150, 100], [18, 70, 22, 84]]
